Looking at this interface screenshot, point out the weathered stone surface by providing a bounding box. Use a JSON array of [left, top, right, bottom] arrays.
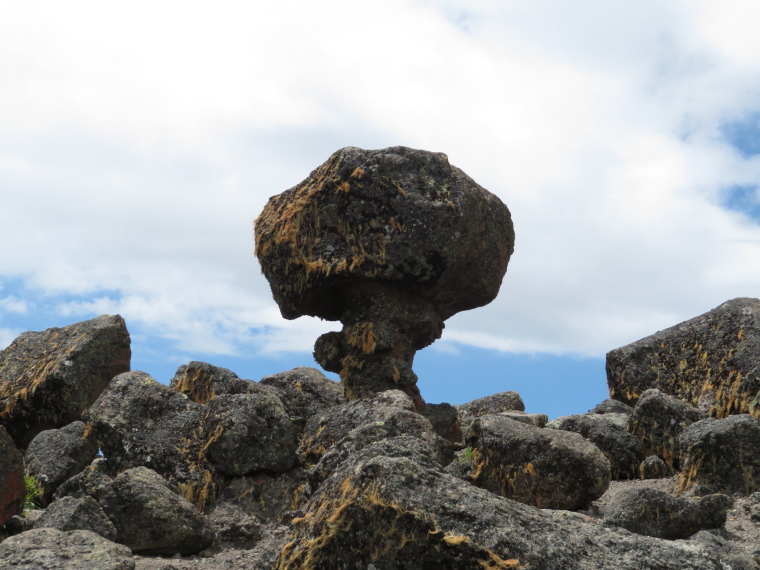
[[99, 466, 212, 556], [456, 390, 525, 425], [626, 388, 706, 470], [25, 421, 99, 505], [0, 315, 131, 448], [259, 367, 345, 432], [678, 414, 760, 495], [205, 502, 263, 551], [465, 415, 610, 510], [547, 413, 643, 480], [82, 371, 216, 510], [589, 398, 634, 416], [34, 495, 116, 541], [606, 297, 760, 418], [498, 410, 548, 427], [298, 389, 429, 466], [0, 424, 24, 526], [169, 361, 260, 405], [278, 454, 748, 570], [205, 392, 297, 476], [0, 527, 134, 569], [602, 487, 731, 539], [419, 402, 462, 443], [54, 460, 113, 503], [255, 146, 514, 406], [640, 455, 672, 479], [218, 469, 309, 525]]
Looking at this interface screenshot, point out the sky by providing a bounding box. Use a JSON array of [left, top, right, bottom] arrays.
[[1, 0, 759, 420]]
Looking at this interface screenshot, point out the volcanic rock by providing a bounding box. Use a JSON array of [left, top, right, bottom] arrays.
[[547, 413, 643, 480], [639, 455, 672, 479], [0, 425, 24, 526], [456, 390, 525, 426], [602, 487, 731, 539], [606, 297, 760, 418], [169, 361, 260, 405], [678, 414, 760, 495], [464, 414, 611, 510], [99, 466, 212, 556], [0, 314, 131, 448], [34, 495, 116, 541], [626, 388, 705, 470], [589, 398, 634, 415], [54, 460, 113, 503], [255, 146, 514, 406], [419, 402, 462, 443], [24, 421, 99, 505], [0, 527, 135, 570]]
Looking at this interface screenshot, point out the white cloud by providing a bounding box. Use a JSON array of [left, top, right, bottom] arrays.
[[0, 296, 29, 314], [0, 0, 759, 361]]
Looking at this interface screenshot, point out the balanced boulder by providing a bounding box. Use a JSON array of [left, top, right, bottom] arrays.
[[465, 415, 610, 510], [255, 146, 514, 406], [606, 297, 760, 418], [0, 314, 130, 448]]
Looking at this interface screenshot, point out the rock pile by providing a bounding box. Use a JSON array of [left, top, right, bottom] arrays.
[[1, 303, 759, 569]]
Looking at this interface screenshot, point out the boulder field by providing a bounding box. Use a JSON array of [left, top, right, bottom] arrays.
[[0, 301, 759, 569]]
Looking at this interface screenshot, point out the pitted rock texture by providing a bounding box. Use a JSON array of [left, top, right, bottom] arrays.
[[169, 361, 261, 405], [456, 391, 525, 426], [0, 527, 135, 570], [25, 421, 99, 506], [255, 146, 514, 406], [0, 314, 131, 448], [602, 487, 731, 539], [606, 297, 760, 418], [464, 414, 611, 510], [678, 414, 760, 495], [626, 388, 705, 471], [0, 425, 24, 526], [34, 495, 117, 541]]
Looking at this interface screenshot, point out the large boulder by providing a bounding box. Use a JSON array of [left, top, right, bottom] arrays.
[[0, 315, 131, 448], [602, 487, 731, 539], [24, 421, 99, 505], [99, 466, 212, 556], [0, 425, 24, 526], [0, 527, 135, 570], [259, 367, 345, 432], [255, 146, 514, 406], [465, 415, 611, 510], [626, 388, 705, 470], [547, 413, 643, 480], [205, 392, 298, 476], [278, 454, 751, 570], [34, 495, 116, 541], [82, 371, 215, 510], [678, 414, 760, 495], [606, 297, 760, 418]]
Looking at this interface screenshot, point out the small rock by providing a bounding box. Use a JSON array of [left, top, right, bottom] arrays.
[[34, 495, 116, 541], [456, 391, 525, 426], [639, 455, 672, 479]]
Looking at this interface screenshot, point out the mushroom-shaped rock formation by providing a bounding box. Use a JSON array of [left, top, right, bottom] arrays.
[[255, 146, 514, 406]]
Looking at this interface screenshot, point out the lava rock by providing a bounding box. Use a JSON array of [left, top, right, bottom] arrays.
[[0, 315, 131, 449], [0, 527, 134, 570], [169, 360, 260, 404], [465, 415, 611, 510], [603, 487, 731, 539], [678, 414, 760, 495], [255, 146, 514, 406], [547, 413, 643, 480], [626, 388, 705, 470], [279, 453, 748, 570], [259, 367, 345, 432], [589, 398, 634, 416], [82, 371, 215, 510], [498, 410, 549, 427], [54, 460, 113, 503], [34, 495, 116, 541], [419, 402, 462, 443], [24, 421, 99, 505], [99, 466, 212, 556], [205, 391, 298, 476], [0, 425, 24, 526], [218, 469, 309, 525], [639, 455, 672, 479], [606, 297, 760, 418], [205, 502, 263, 550], [456, 390, 525, 426]]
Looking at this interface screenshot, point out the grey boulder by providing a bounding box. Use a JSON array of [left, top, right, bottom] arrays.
[[34, 495, 116, 541]]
